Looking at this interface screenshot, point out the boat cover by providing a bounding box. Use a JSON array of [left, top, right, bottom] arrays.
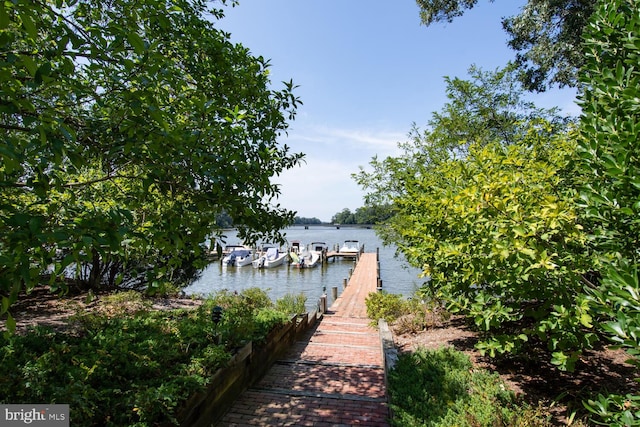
[[266, 247, 279, 260], [231, 249, 251, 258]]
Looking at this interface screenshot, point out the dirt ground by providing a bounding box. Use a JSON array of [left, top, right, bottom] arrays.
[[3, 288, 203, 338], [5, 289, 639, 425]]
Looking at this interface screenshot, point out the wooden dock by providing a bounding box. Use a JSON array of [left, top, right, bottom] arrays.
[[216, 252, 389, 426], [324, 250, 358, 261], [323, 244, 365, 262], [329, 252, 379, 318]]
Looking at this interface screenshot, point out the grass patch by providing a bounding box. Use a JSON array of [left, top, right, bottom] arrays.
[[388, 346, 554, 426]]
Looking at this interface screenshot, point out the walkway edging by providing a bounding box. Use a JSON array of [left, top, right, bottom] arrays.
[[379, 318, 398, 423]]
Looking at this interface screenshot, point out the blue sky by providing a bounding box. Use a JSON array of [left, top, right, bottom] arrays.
[[217, 0, 579, 222]]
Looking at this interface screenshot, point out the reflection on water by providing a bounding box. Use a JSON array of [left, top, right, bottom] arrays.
[[184, 226, 426, 310]]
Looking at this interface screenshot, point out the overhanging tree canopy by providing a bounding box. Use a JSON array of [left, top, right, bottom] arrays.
[[0, 0, 303, 323], [415, 0, 597, 91]]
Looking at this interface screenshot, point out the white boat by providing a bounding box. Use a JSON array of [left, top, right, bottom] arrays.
[[309, 241, 328, 253], [289, 240, 304, 255], [290, 244, 321, 268], [221, 248, 254, 267], [339, 240, 360, 254], [252, 246, 288, 269], [221, 244, 245, 256]]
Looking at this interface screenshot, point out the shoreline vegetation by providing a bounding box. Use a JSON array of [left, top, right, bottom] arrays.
[[0, 288, 307, 426], [365, 292, 638, 426], [2, 0, 640, 426], [2, 286, 636, 426]]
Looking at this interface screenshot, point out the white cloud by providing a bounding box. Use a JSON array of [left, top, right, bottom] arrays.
[[293, 125, 406, 158], [266, 123, 410, 222]]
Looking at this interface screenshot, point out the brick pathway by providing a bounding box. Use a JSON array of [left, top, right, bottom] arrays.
[[216, 253, 390, 426]]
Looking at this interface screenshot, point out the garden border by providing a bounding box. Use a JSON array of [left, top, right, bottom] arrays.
[[174, 311, 321, 427]]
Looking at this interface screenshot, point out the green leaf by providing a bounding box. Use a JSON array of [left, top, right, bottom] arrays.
[[19, 8, 37, 39], [21, 55, 38, 76], [580, 312, 593, 328], [1, 296, 9, 315], [512, 225, 527, 237], [127, 33, 146, 55], [5, 312, 16, 334], [603, 321, 627, 340], [0, 2, 9, 29]]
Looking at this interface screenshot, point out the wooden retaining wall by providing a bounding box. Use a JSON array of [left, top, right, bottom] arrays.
[[174, 311, 320, 427]]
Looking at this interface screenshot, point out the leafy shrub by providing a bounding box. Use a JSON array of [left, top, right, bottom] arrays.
[[205, 287, 280, 348], [236, 287, 274, 311], [0, 288, 295, 426], [577, 0, 640, 424], [0, 312, 224, 426], [583, 392, 640, 427], [275, 292, 307, 315], [254, 308, 291, 340], [365, 291, 409, 326], [366, 291, 450, 333], [394, 297, 451, 335], [356, 65, 593, 371]]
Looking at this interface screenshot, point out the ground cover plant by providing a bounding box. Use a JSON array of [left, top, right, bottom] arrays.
[[0, 288, 298, 426], [372, 291, 639, 425], [388, 346, 554, 427]]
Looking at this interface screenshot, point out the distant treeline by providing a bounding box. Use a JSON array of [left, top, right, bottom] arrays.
[[294, 204, 393, 225], [293, 217, 322, 225], [330, 205, 393, 225], [216, 205, 393, 227]]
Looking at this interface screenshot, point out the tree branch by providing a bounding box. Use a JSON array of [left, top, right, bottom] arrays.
[[63, 173, 143, 188]]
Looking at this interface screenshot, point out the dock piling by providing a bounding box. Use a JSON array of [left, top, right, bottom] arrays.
[[318, 294, 327, 313]]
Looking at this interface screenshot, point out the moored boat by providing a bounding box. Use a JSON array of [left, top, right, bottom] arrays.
[[252, 246, 288, 268], [290, 244, 320, 268], [309, 241, 328, 253], [221, 248, 254, 267], [338, 239, 360, 254]]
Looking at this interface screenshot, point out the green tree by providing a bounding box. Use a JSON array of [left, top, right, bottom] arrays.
[[415, 0, 597, 91], [355, 65, 572, 211], [330, 205, 392, 225], [0, 0, 303, 325], [293, 216, 322, 225], [354, 204, 394, 225], [356, 68, 596, 370], [577, 0, 640, 423], [331, 208, 356, 225]]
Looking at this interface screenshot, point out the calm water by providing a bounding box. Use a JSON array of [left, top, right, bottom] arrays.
[[184, 226, 427, 310]]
